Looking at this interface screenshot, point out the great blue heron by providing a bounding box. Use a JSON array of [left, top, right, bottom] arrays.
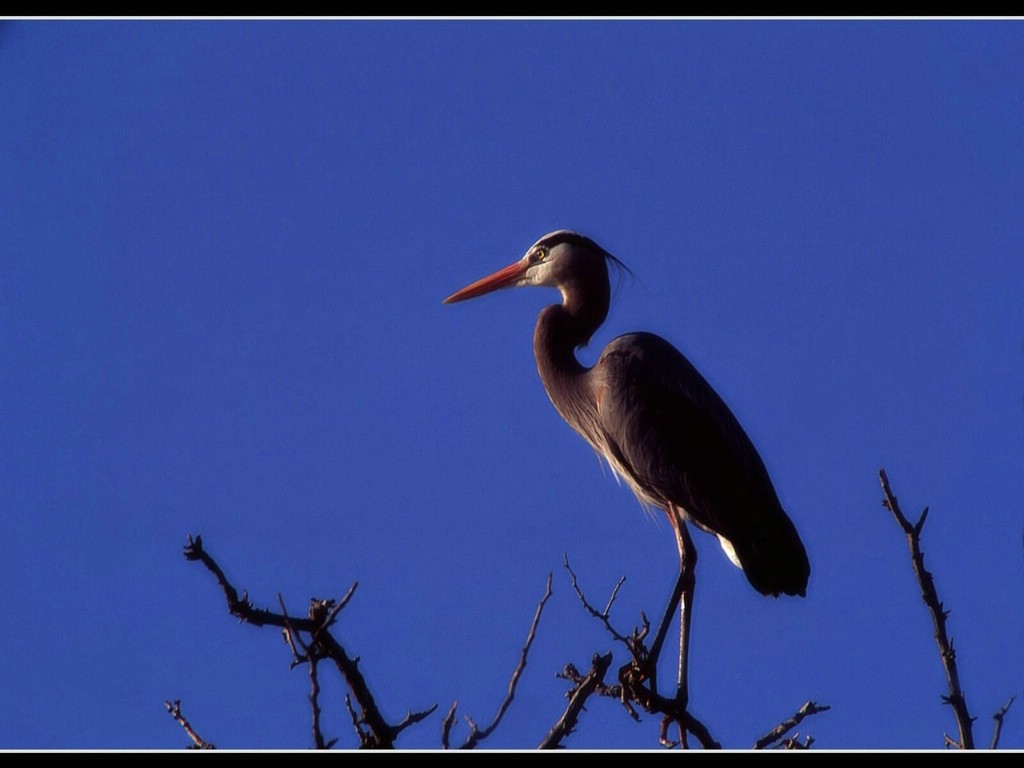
[[444, 230, 809, 711]]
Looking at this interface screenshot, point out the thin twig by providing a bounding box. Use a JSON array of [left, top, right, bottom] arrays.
[[567, 554, 720, 748], [879, 469, 975, 749], [391, 704, 440, 739], [309, 656, 328, 749], [602, 575, 628, 617], [458, 573, 554, 749], [164, 699, 216, 749], [753, 700, 831, 749], [563, 554, 633, 646], [539, 652, 614, 749], [989, 696, 1016, 749], [278, 593, 311, 669], [184, 535, 402, 748], [344, 693, 370, 748], [441, 702, 457, 750], [322, 582, 359, 630], [283, 594, 342, 748]]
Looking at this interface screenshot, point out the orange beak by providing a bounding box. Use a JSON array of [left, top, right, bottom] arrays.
[[443, 259, 530, 304]]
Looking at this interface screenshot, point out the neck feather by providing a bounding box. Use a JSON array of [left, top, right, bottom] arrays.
[[532, 271, 610, 431]]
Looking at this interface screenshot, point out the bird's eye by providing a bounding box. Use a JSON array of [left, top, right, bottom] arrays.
[[530, 248, 547, 264]]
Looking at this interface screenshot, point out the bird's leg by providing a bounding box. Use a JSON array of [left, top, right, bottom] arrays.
[[672, 514, 697, 710], [647, 562, 686, 698], [646, 509, 697, 708]]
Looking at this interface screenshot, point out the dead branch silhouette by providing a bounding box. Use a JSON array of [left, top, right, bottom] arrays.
[[442, 573, 553, 749], [879, 469, 976, 748], [165, 468, 1016, 748], [164, 699, 215, 749]]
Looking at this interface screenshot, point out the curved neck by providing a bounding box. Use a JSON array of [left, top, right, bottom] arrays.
[[533, 270, 610, 425]]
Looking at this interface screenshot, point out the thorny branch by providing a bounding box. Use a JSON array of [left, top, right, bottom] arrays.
[[878, 470, 975, 749], [164, 699, 215, 749], [181, 535, 434, 749], [753, 700, 832, 749], [447, 573, 554, 749]]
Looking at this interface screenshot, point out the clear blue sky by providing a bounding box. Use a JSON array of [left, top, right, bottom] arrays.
[[1, 20, 1021, 749]]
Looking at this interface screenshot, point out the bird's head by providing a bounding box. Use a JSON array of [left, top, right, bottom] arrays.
[[443, 230, 623, 305]]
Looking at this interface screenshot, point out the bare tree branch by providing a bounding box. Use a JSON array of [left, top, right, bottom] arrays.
[[308, 656, 333, 749], [343, 693, 370, 748], [183, 535, 317, 632], [753, 700, 832, 749], [879, 470, 975, 749], [565, 552, 643, 655], [182, 535, 435, 749], [440, 701, 458, 750], [775, 733, 814, 749], [323, 581, 359, 631], [391, 705, 440, 740], [555, 662, 636, 721], [455, 573, 554, 749], [564, 554, 724, 748], [276, 594, 336, 749], [316, 627, 394, 747], [602, 575, 628, 617], [164, 699, 215, 749], [539, 652, 614, 748], [990, 696, 1015, 750], [277, 593, 311, 670]]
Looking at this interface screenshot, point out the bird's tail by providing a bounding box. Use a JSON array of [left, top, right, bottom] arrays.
[[729, 512, 810, 598]]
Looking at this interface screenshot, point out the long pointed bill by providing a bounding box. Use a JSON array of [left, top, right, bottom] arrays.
[[443, 259, 530, 304]]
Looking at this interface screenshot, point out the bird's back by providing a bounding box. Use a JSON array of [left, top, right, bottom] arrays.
[[587, 332, 810, 597]]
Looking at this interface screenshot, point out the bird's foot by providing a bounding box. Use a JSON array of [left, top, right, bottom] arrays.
[[617, 658, 657, 710], [659, 715, 692, 749]]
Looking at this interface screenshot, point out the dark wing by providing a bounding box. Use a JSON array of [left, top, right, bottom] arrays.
[[592, 332, 809, 597]]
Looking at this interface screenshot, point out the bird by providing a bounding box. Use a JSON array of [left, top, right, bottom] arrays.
[[443, 230, 809, 710]]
